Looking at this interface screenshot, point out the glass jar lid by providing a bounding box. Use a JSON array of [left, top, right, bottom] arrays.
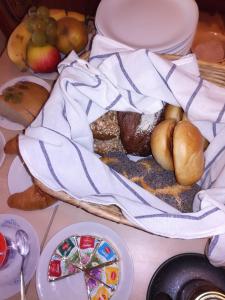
[[195, 291, 225, 300]]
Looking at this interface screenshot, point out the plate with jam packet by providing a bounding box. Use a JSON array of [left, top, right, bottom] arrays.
[[36, 222, 133, 300], [0, 214, 40, 299]]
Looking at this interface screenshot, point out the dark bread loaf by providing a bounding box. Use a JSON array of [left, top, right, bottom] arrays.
[[117, 110, 164, 156]]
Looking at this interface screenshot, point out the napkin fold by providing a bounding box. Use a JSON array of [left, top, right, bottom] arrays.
[[19, 34, 225, 266]]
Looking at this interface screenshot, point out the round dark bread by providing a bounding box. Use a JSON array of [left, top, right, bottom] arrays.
[[117, 110, 163, 156]]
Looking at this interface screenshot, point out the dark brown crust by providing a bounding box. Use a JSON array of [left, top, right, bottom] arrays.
[[117, 111, 151, 156], [91, 111, 120, 140]]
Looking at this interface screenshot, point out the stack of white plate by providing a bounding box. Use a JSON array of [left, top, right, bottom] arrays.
[[95, 0, 199, 55]]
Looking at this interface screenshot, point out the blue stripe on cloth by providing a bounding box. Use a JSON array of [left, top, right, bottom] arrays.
[[200, 169, 210, 188], [60, 59, 77, 73], [39, 141, 67, 189], [135, 207, 219, 220], [185, 78, 203, 114], [165, 64, 176, 82], [86, 99, 92, 115], [39, 127, 100, 194], [208, 178, 217, 188], [207, 235, 219, 256], [62, 102, 67, 121], [105, 94, 122, 110], [205, 144, 225, 171], [71, 142, 100, 194], [66, 75, 102, 92], [115, 53, 142, 94], [110, 168, 167, 212], [201, 145, 225, 188], [89, 52, 118, 62], [212, 103, 225, 137], [127, 90, 137, 108], [145, 50, 172, 91], [41, 107, 44, 126]]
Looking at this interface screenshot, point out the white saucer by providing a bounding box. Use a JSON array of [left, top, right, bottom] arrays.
[[0, 75, 52, 131], [0, 214, 40, 300], [0, 130, 5, 168], [36, 222, 134, 300], [8, 156, 33, 195], [8, 156, 59, 209], [31, 71, 59, 81]]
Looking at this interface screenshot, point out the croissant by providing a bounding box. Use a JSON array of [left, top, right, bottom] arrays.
[[4, 135, 19, 155], [8, 184, 56, 210]]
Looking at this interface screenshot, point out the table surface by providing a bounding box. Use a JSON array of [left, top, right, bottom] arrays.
[[0, 49, 208, 300]]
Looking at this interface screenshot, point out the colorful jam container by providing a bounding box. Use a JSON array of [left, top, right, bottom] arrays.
[[0, 232, 8, 268]]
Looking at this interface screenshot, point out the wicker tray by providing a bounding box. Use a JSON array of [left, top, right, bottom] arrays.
[[35, 53, 225, 230]]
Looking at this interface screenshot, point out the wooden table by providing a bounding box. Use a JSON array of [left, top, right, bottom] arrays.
[[0, 50, 207, 300]]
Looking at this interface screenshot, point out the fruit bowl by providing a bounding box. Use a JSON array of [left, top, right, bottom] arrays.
[[7, 6, 89, 75]]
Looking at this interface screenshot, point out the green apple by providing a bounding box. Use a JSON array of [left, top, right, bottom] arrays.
[[27, 43, 61, 73]]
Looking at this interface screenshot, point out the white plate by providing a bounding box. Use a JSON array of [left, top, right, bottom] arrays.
[[8, 156, 33, 195], [36, 222, 134, 300], [30, 70, 59, 81], [0, 130, 5, 168], [95, 0, 199, 51], [0, 75, 52, 131], [0, 214, 40, 300], [8, 156, 59, 208]]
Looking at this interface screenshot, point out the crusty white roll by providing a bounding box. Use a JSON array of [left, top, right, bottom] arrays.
[[173, 120, 205, 186], [150, 119, 176, 171], [164, 104, 183, 122]]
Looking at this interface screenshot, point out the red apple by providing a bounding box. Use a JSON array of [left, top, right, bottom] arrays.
[[27, 44, 61, 73]]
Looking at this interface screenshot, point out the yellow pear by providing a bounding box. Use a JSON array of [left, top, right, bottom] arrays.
[[56, 17, 88, 54]]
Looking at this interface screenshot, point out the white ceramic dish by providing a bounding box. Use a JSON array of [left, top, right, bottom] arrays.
[[8, 156, 59, 209], [95, 0, 199, 51], [8, 156, 33, 195], [0, 214, 40, 300], [36, 222, 134, 300], [0, 130, 5, 168], [0, 75, 52, 131]]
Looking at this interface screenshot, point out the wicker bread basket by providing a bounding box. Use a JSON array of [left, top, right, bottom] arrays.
[[34, 52, 225, 231]]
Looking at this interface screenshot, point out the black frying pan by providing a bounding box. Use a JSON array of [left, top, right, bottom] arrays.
[[147, 253, 225, 300]]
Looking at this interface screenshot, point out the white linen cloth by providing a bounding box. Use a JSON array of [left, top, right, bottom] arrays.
[[19, 35, 225, 266]]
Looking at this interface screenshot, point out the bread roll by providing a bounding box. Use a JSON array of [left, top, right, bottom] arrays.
[[4, 135, 19, 155], [0, 81, 49, 126], [173, 121, 205, 186], [8, 184, 56, 210], [182, 113, 209, 151], [182, 112, 188, 121], [164, 104, 183, 122], [150, 119, 176, 171], [117, 110, 163, 156], [90, 111, 120, 140]]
